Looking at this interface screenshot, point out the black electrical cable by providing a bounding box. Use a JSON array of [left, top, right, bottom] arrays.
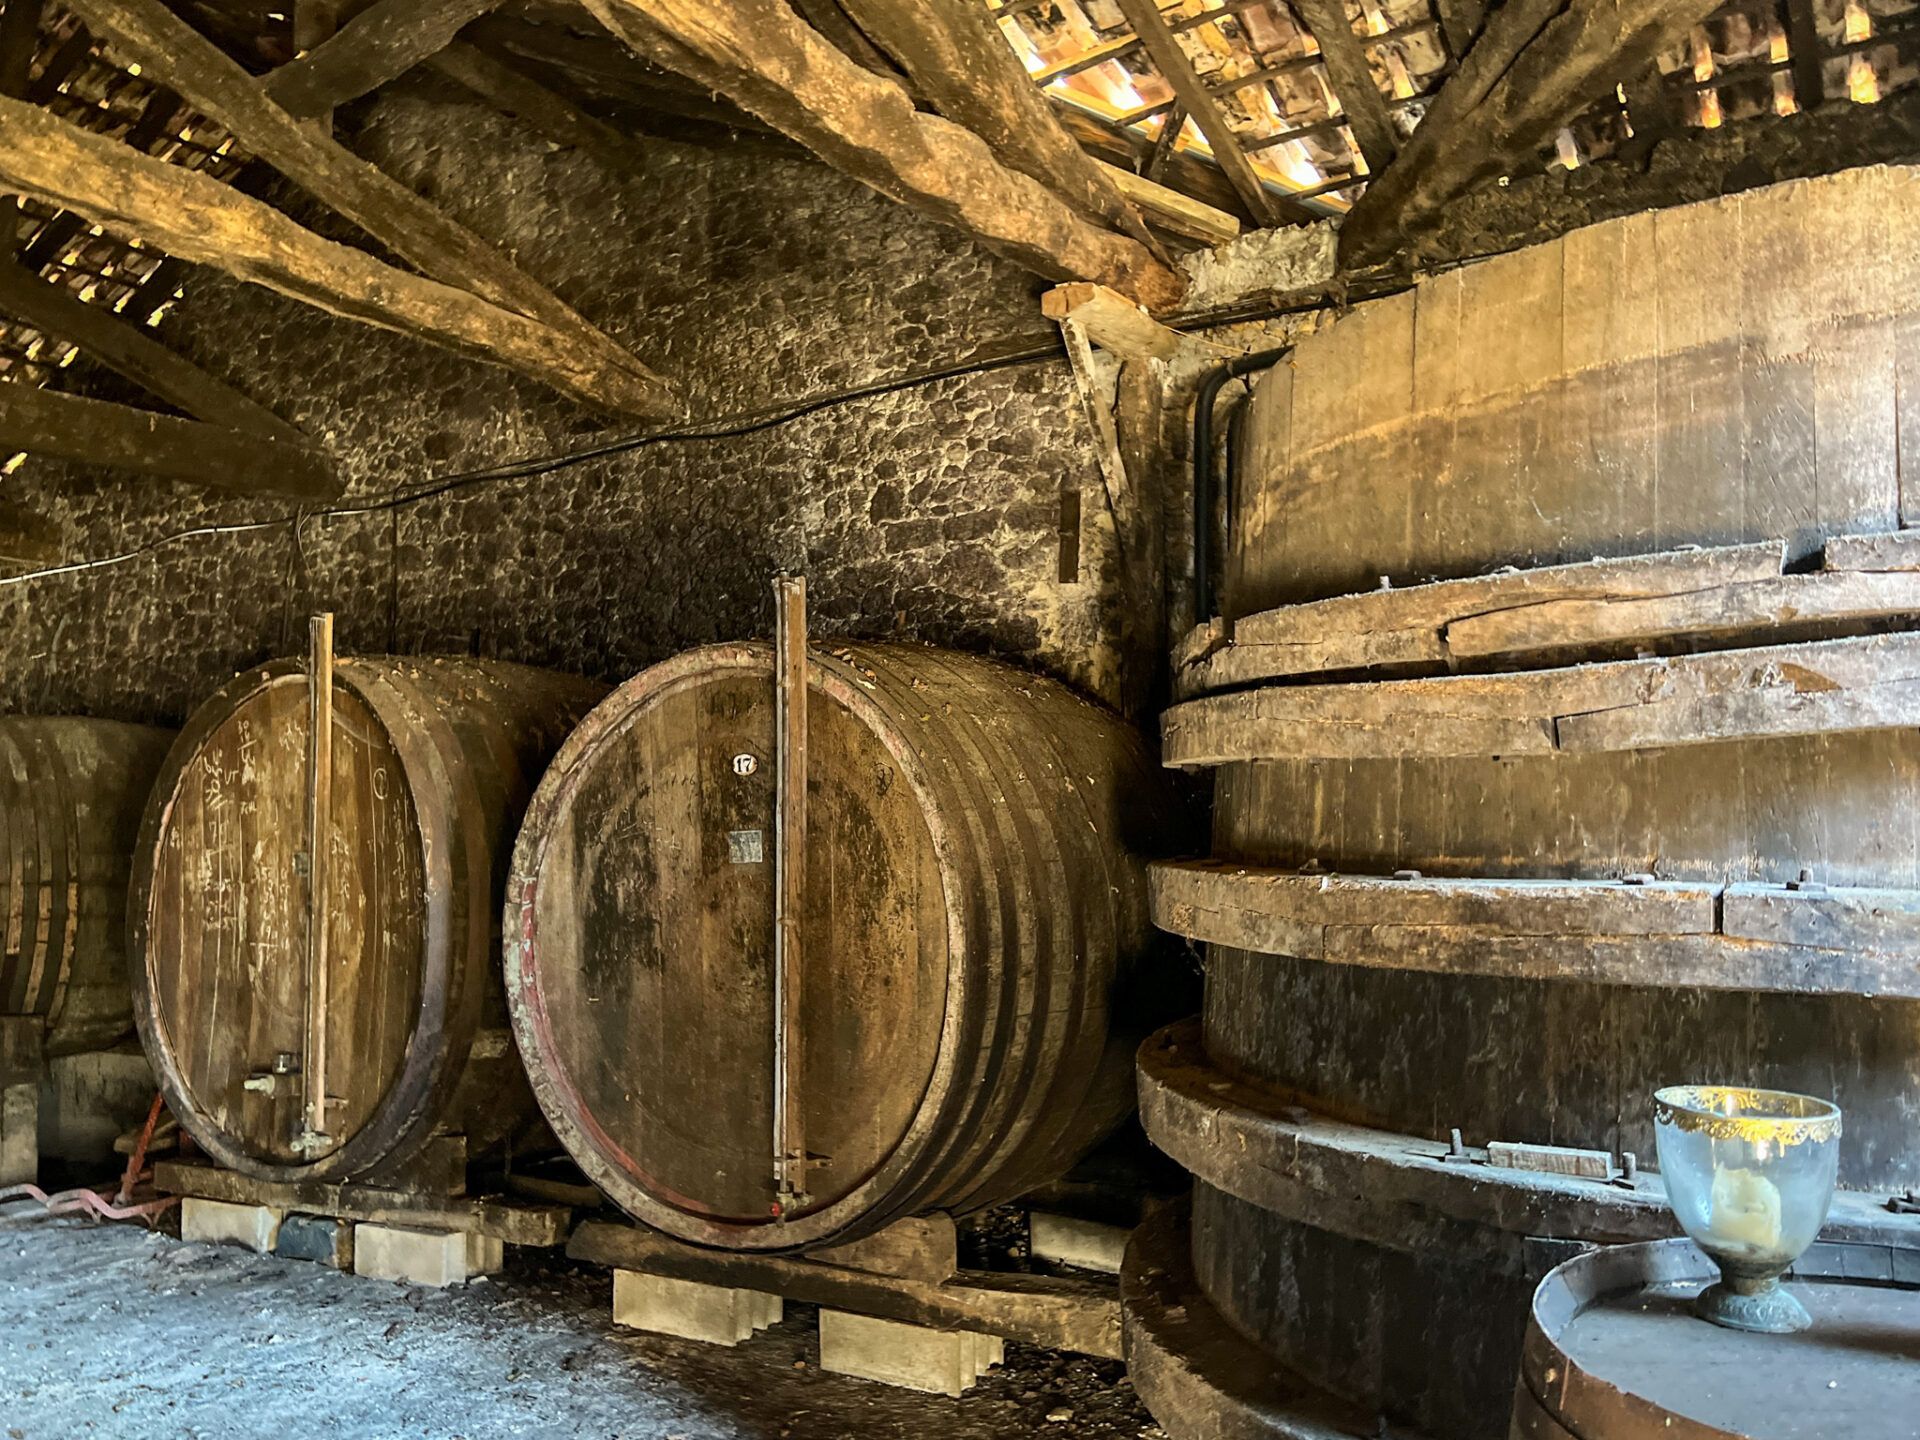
[[0, 287, 1325, 593], [0, 336, 1068, 588]]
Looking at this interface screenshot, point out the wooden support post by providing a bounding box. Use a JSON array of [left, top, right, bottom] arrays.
[[1108, 0, 1283, 228], [772, 575, 808, 1214], [267, 0, 509, 119], [0, 259, 306, 440], [1289, 0, 1401, 176], [580, 0, 1186, 312], [0, 96, 670, 417], [300, 612, 335, 1156]]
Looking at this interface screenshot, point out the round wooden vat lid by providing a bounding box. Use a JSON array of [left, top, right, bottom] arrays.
[[1522, 1237, 1920, 1439], [511, 645, 955, 1244], [138, 666, 435, 1177]]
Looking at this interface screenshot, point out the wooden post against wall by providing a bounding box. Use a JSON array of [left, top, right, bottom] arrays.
[[301, 611, 335, 1154], [772, 575, 808, 1213]]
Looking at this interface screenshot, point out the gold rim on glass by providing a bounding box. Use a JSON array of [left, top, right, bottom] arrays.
[[1653, 1085, 1842, 1146]]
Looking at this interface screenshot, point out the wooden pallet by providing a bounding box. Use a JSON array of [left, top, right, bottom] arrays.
[[154, 1158, 574, 1249], [569, 1212, 1123, 1360]]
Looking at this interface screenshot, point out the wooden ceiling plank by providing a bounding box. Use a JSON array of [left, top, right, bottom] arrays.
[[1288, 0, 1399, 175], [0, 379, 339, 498], [60, 0, 676, 409], [0, 94, 675, 417], [264, 0, 509, 119], [0, 0, 47, 99], [578, 0, 1187, 311], [427, 39, 654, 183], [1108, 0, 1283, 228], [829, 0, 1164, 256], [1340, 0, 1724, 266], [0, 256, 307, 440]]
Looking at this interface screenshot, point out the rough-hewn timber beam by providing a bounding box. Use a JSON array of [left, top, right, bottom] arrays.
[[61, 0, 677, 414], [579, 0, 1186, 312], [1289, 0, 1399, 176], [0, 379, 339, 498], [427, 40, 652, 183], [1109, 0, 1283, 228], [829, 0, 1163, 256], [0, 258, 306, 439], [1341, 0, 1723, 265], [265, 0, 507, 118], [0, 95, 671, 417]]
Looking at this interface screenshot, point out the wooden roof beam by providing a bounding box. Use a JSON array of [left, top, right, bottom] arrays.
[[1108, 0, 1283, 229], [0, 94, 669, 417], [0, 257, 307, 440], [264, 0, 508, 119], [0, 377, 339, 498], [427, 39, 654, 183], [61, 0, 678, 416], [578, 0, 1187, 312], [1340, 0, 1725, 266], [827, 0, 1165, 258], [1288, 0, 1400, 176]]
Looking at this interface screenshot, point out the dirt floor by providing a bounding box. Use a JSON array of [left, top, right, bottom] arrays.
[[0, 1202, 1162, 1440]]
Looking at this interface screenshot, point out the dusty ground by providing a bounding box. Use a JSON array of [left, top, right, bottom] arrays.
[[0, 1203, 1160, 1440]]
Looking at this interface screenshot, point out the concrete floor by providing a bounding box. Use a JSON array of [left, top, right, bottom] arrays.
[[0, 1203, 1161, 1439]]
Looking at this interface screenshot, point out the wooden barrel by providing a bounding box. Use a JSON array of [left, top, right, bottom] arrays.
[[1514, 1238, 1918, 1439], [130, 657, 605, 1184], [506, 641, 1174, 1251], [1, 718, 173, 1057], [1131, 170, 1920, 1440]]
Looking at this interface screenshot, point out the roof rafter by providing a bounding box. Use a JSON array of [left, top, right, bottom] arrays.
[[0, 376, 339, 499], [60, 0, 677, 415], [829, 0, 1164, 256], [1108, 0, 1284, 228], [0, 256, 306, 440], [264, 0, 509, 119], [577, 0, 1187, 311], [0, 93, 669, 417], [1288, 0, 1400, 176], [1340, 0, 1727, 266]]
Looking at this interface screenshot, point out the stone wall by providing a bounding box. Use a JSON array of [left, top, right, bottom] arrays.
[[0, 78, 1158, 724]]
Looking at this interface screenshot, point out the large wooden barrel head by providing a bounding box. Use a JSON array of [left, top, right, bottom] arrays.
[[513, 648, 956, 1236], [141, 671, 433, 1172]]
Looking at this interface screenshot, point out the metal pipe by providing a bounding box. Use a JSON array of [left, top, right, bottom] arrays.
[[1191, 346, 1289, 622]]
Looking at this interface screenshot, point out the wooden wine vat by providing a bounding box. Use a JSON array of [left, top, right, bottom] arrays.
[[130, 655, 605, 1185], [1, 718, 173, 1057], [506, 641, 1174, 1252], [1129, 169, 1920, 1440]]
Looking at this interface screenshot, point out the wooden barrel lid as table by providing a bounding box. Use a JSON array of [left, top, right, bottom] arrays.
[[1515, 1237, 1920, 1439]]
